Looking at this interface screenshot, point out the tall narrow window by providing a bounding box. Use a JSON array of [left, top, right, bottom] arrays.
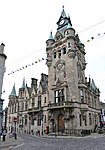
[[62, 47, 66, 54], [79, 114, 82, 126], [25, 101, 28, 110], [58, 50, 61, 58], [80, 89, 84, 103], [44, 115, 46, 123], [44, 97, 46, 103], [32, 98, 35, 107], [38, 95, 41, 108], [54, 51, 56, 58]]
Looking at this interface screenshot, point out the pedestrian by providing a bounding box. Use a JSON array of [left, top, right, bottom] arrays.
[[2, 129, 6, 141], [14, 132, 17, 140]]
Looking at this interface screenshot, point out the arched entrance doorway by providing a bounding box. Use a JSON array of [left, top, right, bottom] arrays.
[[58, 114, 65, 132]]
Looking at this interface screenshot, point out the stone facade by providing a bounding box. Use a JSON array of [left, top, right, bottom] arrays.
[[7, 7, 101, 136], [0, 43, 7, 133]]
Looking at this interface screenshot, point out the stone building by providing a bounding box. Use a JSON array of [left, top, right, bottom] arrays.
[[7, 7, 101, 136], [0, 43, 7, 133]]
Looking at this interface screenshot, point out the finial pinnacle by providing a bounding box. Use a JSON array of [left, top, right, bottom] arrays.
[[62, 5, 64, 9], [50, 30, 52, 34]]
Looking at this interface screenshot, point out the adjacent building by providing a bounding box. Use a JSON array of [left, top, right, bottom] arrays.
[[0, 43, 7, 133], [7, 7, 101, 136]]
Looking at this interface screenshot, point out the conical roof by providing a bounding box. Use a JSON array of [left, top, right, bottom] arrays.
[[21, 78, 25, 88], [10, 83, 17, 96], [48, 31, 54, 40]]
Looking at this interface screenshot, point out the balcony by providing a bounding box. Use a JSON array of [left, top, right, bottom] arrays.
[[48, 101, 74, 110], [28, 107, 43, 114]]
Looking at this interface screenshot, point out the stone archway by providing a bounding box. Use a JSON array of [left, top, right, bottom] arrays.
[[58, 114, 65, 132]]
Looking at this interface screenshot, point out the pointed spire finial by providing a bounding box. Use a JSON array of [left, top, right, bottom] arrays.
[[48, 30, 54, 40], [10, 83, 17, 96], [21, 77, 25, 88], [61, 5, 66, 17]]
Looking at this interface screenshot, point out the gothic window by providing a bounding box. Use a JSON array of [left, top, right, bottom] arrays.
[[25, 101, 28, 110], [79, 114, 82, 126], [62, 47, 66, 54], [44, 115, 46, 123], [16, 103, 18, 112], [22, 102, 24, 110], [80, 89, 84, 103], [54, 51, 56, 59], [14, 104, 16, 113], [54, 89, 65, 103], [58, 50, 61, 58], [38, 95, 41, 108], [32, 98, 35, 107], [92, 99, 94, 108], [94, 97, 96, 108], [37, 115, 41, 126]]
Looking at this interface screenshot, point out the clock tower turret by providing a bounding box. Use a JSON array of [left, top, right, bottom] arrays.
[[46, 6, 100, 134]]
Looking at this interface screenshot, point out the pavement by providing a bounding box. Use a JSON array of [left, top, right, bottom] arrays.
[[0, 132, 105, 150], [0, 134, 23, 150]]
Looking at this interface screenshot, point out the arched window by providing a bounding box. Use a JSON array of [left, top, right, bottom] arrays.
[[80, 89, 84, 103]]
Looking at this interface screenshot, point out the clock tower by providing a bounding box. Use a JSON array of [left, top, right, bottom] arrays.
[[46, 6, 100, 134]]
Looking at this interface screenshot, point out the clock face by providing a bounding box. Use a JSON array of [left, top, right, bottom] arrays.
[[60, 19, 65, 25]]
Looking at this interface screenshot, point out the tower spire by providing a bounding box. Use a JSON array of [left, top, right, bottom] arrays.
[[61, 5, 67, 18], [10, 83, 17, 96], [21, 77, 25, 88]]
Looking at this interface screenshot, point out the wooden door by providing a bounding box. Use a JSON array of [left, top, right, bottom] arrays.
[[58, 114, 64, 132]]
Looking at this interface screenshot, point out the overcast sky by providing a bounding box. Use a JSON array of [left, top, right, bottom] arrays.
[[0, 0, 105, 108]]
